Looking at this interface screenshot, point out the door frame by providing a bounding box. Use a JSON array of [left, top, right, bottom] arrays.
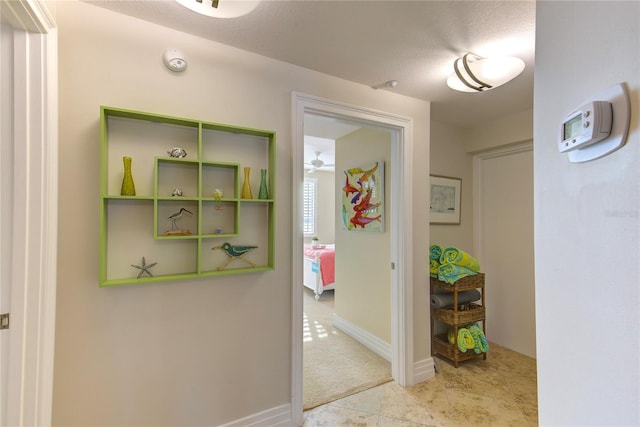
[[291, 92, 414, 424], [1, 1, 58, 425]]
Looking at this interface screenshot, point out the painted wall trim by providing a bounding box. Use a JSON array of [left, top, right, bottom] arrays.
[[413, 357, 436, 384], [2, 0, 56, 33], [219, 403, 291, 427], [333, 315, 392, 361], [2, 1, 58, 425]]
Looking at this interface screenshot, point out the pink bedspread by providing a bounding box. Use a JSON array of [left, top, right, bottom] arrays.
[[304, 245, 335, 286]]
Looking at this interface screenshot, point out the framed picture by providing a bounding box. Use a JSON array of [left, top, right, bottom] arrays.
[[430, 175, 461, 224], [342, 161, 384, 232]]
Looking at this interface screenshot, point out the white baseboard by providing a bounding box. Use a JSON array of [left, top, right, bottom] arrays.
[[333, 315, 392, 362], [413, 357, 436, 384], [219, 403, 291, 427]]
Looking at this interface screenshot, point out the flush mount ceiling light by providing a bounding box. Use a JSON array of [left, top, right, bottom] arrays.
[[175, 0, 260, 18], [446, 53, 525, 93]]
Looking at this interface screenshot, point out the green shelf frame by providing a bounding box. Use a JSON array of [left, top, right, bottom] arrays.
[[99, 106, 276, 287]]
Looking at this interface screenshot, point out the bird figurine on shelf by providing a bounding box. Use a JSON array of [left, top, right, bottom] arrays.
[[165, 207, 193, 236], [212, 242, 258, 270]]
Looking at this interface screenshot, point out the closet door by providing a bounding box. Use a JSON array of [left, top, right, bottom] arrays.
[[475, 143, 535, 358]]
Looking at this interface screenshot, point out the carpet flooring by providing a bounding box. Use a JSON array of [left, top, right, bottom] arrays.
[[303, 289, 392, 410]]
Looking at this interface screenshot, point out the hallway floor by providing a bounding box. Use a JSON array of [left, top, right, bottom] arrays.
[[303, 342, 537, 426]]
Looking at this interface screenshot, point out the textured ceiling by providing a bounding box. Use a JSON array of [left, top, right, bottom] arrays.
[[84, 1, 535, 167], [86, 0, 535, 129]]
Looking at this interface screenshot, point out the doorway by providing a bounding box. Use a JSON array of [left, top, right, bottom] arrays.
[[291, 92, 415, 425], [302, 116, 393, 410]]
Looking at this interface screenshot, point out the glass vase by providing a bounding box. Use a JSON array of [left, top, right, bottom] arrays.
[[258, 169, 269, 199], [120, 156, 136, 196], [241, 167, 253, 199]]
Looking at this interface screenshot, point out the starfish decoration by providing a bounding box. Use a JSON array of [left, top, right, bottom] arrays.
[[131, 256, 157, 278]]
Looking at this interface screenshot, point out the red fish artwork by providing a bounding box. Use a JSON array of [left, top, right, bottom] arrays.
[[342, 161, 384, 232], [353, 188, 381, 213], [342, 171, 360, 198], [350, 211, 382, 229]]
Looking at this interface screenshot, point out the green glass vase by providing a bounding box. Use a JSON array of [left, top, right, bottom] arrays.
[[120, 156, 136, 196], [258, 169, 269, 199], [241, 167, 253, 199]]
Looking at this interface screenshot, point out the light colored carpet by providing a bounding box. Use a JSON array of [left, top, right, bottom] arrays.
[[303, 289, 392, 410]]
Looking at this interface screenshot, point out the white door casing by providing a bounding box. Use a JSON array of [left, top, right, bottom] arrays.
[[291, 92, 414, 426], [0, 1, 58, 425]]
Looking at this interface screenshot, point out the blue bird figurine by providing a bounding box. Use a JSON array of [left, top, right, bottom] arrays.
[[212, 242, 258, 270]]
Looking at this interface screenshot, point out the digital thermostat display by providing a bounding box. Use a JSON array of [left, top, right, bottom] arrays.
[[558, 101, 612, 153], [563, 113, 583, 140]]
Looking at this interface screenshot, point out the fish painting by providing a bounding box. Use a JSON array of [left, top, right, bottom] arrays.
[[341, 161, 384, 232], [350, 210, 382, 229]]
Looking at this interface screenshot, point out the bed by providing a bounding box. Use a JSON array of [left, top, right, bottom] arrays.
[[303, 244, 335, 300]]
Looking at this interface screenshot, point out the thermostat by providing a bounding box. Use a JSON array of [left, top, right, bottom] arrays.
[[558, 83, 631, 163], [558, 101, 612, 153]]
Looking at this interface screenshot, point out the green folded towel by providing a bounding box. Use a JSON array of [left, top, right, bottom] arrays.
[[448, 327, 475, 353], [437, 263, 477, 284], [440, 247, 481, 272], [468, 323, 489, 354]]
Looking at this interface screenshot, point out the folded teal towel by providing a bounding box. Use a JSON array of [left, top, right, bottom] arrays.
[[468, 323, 489, 354], [439, 247, 480, 272], [437, 263, 478, 284], [430, 244, 444, 261]]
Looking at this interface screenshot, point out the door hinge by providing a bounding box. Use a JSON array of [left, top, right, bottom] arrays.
[[0, 313, 9, 330], [391, 262, 396, 270]]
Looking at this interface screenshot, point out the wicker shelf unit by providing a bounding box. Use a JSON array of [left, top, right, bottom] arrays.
[[430, 273, 486, 368]]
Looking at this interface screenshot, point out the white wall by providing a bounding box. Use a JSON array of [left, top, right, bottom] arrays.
[[430, 120, 473, 251], [53, 3, 430, 425], [463, 109, 533, 153], [535, 2, 639, 425], [335, 128, 392, 342]]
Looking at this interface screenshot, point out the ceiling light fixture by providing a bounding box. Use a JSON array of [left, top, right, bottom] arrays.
[[175, 0, 260, 18], [446, 53, 525, 93]]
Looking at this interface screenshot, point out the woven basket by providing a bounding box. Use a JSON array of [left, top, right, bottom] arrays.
[[430, 273, 485, 291], [432, 334, 484, 364], [431, 303, 485, 325]]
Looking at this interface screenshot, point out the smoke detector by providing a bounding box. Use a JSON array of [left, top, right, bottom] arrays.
[[163, 49, 187, 72]]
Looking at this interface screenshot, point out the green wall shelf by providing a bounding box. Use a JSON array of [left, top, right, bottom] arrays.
[[99, 106, 276, 287]]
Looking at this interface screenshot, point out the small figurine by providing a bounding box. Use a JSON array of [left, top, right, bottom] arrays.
[[165, 207, 193, 236], [212, 242, 257, 270], [167, 147, 187, 158], [171, 187, 184, 197], [213, 188, 224, 211]]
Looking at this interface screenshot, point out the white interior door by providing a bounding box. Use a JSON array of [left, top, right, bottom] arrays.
[[474, 142, 536, 358]]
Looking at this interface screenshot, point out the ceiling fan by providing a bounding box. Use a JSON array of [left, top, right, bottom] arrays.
[[305, 151, 335, 173]]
